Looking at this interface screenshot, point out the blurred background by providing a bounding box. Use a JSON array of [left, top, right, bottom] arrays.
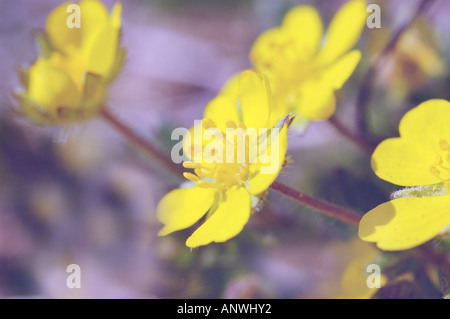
[[0, 0, 449, 298]]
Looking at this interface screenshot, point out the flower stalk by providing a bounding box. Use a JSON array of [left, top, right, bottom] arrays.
[[328, 116, 376, 155], [100, 107, 185, 176], [269, 181, 362, 225]]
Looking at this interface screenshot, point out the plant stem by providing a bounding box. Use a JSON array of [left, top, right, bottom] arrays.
[[328, 116, 376, 155], [355, 0, 436, 139], [269, 181, 362, 225], [100, 108, 184, 176]]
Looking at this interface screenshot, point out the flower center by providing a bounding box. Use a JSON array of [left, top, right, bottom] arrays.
[[182, 119, 259, 192], [430, 139, 450, 190]]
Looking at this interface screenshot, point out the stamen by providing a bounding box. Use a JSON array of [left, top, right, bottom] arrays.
[[446, 154, 450, 164], [430, 166, 441, 178], [215, 170, 229, 181], [181, 119, 256, 191], [237, 122, 247, 130], [434, 155, 443, 166], [197, 180, 217, 189], [439, 139, 450, 151], [201, 164, 216, 172], [225, 120, 237, 129], [202, 118, 216, 129], [194, 168, 210, 179], [183, 172, 199, 182]]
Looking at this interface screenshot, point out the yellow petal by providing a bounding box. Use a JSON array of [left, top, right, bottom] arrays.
[[317, 50, 361, 90], [203, 95, 240, 131], [186, 186, 251, 247], [87, 24, 119, 77], [296, 80, 336, 120], [398, 99, 450, 151], [372, 99, 450, 186], [46, 0, 111, 54], [359, 195, 450, 251], [220, 72, 240, 98], [282, 5, 323, 61], [78, 0, 110, 52], [14, 91, 52, 125], [315, 0, 367, 66], [28, 57, 81, 111], [371, 138, 439, 187], [239, 70, 271, 128], [86, 3, 122, 77], [249, 124, 288, 195], [157, 186, 216, 236], [46, 1, 82, 53], [110, 1, 122, 30], [268, 98, 291, 129]]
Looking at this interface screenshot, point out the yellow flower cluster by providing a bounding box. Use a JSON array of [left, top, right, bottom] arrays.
[[157, 0, 368, 247], [227, 0, 367, 126], [17, 0, 450, 255], [16, 0, 365, 248]]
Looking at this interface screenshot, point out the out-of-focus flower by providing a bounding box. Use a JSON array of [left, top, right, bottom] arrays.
[[336, 240, 386, 299], [304, 239, 386, 299], [15, 0, 125, 125], [54, 126, 113, 174], [374, 22, 447, 100], [157, 70, 290, 248], [235, 0, 367, 126], [359, 99, 450, 251]]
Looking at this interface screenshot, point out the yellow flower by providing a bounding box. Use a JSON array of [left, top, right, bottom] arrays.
[[157, 70, 289, 248], [16, 0, 125, 125], [247, 0, 367, 124], [359, 99, 450, 251]]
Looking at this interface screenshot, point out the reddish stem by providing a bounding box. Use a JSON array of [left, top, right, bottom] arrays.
[[100, 108, 184, 176], [269, 181, 362, 225]]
